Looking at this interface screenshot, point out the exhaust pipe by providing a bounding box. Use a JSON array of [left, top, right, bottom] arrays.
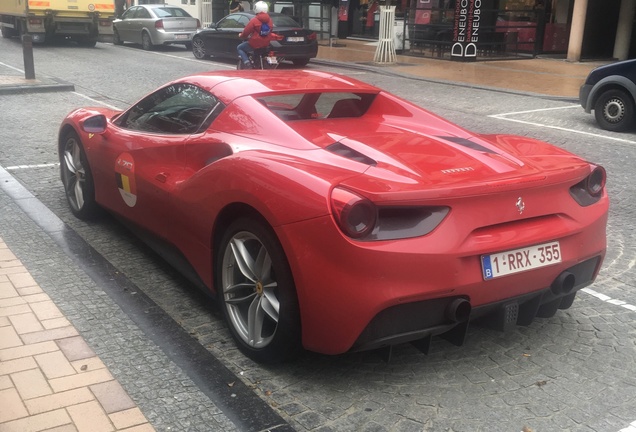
[[446, 298, 471, 323], [551, 271, 576, 295]]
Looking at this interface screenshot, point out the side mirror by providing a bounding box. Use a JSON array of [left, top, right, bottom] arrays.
[[81, 114, 107, 134]]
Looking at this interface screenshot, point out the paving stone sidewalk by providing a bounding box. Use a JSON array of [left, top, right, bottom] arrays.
[[0, 237, 155, 432]]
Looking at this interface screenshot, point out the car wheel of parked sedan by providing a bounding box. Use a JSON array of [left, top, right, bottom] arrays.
[[60, 130, 101, 220], [141, 31, 153, 50], [292, 58, 310, 67], [113, 29, 123, 45], [594, 88, 635, 132], [191, 36, 208, 59], [217, 217, 301, 363]]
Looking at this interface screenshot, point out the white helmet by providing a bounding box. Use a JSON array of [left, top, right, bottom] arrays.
[[254, 1, 268, 13]]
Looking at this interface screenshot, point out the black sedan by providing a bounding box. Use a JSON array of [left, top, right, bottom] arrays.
[[192, 12, 318, 66], [580, 59, 636, 132]]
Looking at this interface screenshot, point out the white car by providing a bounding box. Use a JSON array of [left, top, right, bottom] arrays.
[[113, 5, 200, 50]]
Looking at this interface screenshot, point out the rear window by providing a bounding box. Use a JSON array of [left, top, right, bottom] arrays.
[[256, 92, 376, 121], [271, 15, 302, 27], [154, 7, 192, 18]]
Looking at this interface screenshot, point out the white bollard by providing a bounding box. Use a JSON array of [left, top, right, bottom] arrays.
[[373, 6, 397, 64]]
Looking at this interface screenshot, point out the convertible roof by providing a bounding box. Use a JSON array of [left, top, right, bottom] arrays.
[[176, 70, 380, 104]]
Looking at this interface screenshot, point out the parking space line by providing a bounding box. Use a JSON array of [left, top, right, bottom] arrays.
[[581, 288, 636, 312], [489, 106, 636, 145]]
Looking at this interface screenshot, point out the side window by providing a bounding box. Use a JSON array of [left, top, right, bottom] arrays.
[[217, 14, 244, 28], [237, 15, 250, 27], [121, 7, 136, 19], [115, 84, 223, 134], [136, 8, 152, 19]]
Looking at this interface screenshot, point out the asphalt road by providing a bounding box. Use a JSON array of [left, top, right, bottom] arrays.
[[1, 37, 635, 432]]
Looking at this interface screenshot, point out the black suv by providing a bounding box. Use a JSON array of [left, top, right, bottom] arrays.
[[580, 59, 636, 132]]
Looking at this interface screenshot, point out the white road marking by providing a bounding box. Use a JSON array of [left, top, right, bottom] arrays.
[[72, 92, 121, 110], [489, 105, 636, 145], [0, 61, 26, 73], [581, 288, 636, 311], [619, 420, 636, 432], [5, 163, 59, 170]]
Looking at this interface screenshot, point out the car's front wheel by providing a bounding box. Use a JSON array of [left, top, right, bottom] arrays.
[[192, 36, 208, 59], [113, 28, 123, 45], [216, 217, 301, 363], [60, 130, 101, 220], [594, 88, 635, 132]]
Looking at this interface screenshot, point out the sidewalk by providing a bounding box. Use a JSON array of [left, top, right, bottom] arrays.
[[0, 238, 155, 432], [315, 38, 606, 99]]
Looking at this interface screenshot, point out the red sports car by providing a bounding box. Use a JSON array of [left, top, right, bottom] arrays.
[[59, 70, 608, 363]]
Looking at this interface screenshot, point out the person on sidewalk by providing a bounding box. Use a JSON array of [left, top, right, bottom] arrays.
[[237, 1, 276, 69], [230, 0, 243, 13]]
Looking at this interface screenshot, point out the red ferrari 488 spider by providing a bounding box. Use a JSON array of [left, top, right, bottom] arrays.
[[59, 70, 608, 363]]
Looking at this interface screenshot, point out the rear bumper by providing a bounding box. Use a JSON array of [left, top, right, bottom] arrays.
[[155, 31, 195, 45], [277, 189, 608, 355], [351, 255, 601, 353], [270, 40, 318, 59]]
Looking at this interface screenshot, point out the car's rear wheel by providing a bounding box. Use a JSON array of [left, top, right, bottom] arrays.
[[60, 130, 101, 220], [192, 36, 208, 59], [113, 28, 123, 45], [594, 88, 635, 132], [141, 31, 153, 50], [216, 217, 301, 363], [292, 58, 310, 67]]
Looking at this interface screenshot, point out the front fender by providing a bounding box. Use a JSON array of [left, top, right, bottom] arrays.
[[587, 75, 636, 112]]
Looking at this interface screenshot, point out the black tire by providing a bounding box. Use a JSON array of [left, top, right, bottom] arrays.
[[59, 130, 101, 220], [593, 88, 635, 132], [141, 31, 153, 50], [292, 58, 310, 67], [184, 41, 192, 50], [113, 28, 123, 45], [1, 26, 15, 39], [192, 36, 208, 59], [78, 38, 97, 47], [216, 217, 301, 363]]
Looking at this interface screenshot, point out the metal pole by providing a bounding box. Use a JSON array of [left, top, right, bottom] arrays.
[[22, 34, 36, 80]]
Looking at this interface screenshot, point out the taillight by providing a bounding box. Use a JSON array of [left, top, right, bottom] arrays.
[[569, 165, 606, 206], [308, 32, 317, 40], [585, 166, 606, 196], [196, 19, 201, 28], [331, 187, 377, 239], [155, 19, 164, 29]]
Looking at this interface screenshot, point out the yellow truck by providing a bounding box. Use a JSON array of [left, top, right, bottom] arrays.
[[0, 0, 115, 46]]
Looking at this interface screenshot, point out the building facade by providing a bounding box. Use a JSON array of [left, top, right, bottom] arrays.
[[129, 0, 635, 61]]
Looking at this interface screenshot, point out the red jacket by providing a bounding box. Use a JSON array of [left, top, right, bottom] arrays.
[[239, 13, 275, 49]]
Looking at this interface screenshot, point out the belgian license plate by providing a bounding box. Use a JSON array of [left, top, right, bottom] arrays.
[[175, 34, 188, 39], [287, 36, 304, 42], [481, 241, 561, 280], [266, 56, 278, 64]]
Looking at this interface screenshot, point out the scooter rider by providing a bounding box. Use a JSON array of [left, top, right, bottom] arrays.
[[237, 1, 276, 69]]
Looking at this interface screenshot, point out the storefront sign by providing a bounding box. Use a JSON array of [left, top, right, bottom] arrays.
[[451, 0, 481, 61], [338, 0, 349, 21], [414, 0, 431, 25]]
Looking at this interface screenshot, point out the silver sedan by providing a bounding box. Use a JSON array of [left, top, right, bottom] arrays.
[[113, 5, 200, 50]]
